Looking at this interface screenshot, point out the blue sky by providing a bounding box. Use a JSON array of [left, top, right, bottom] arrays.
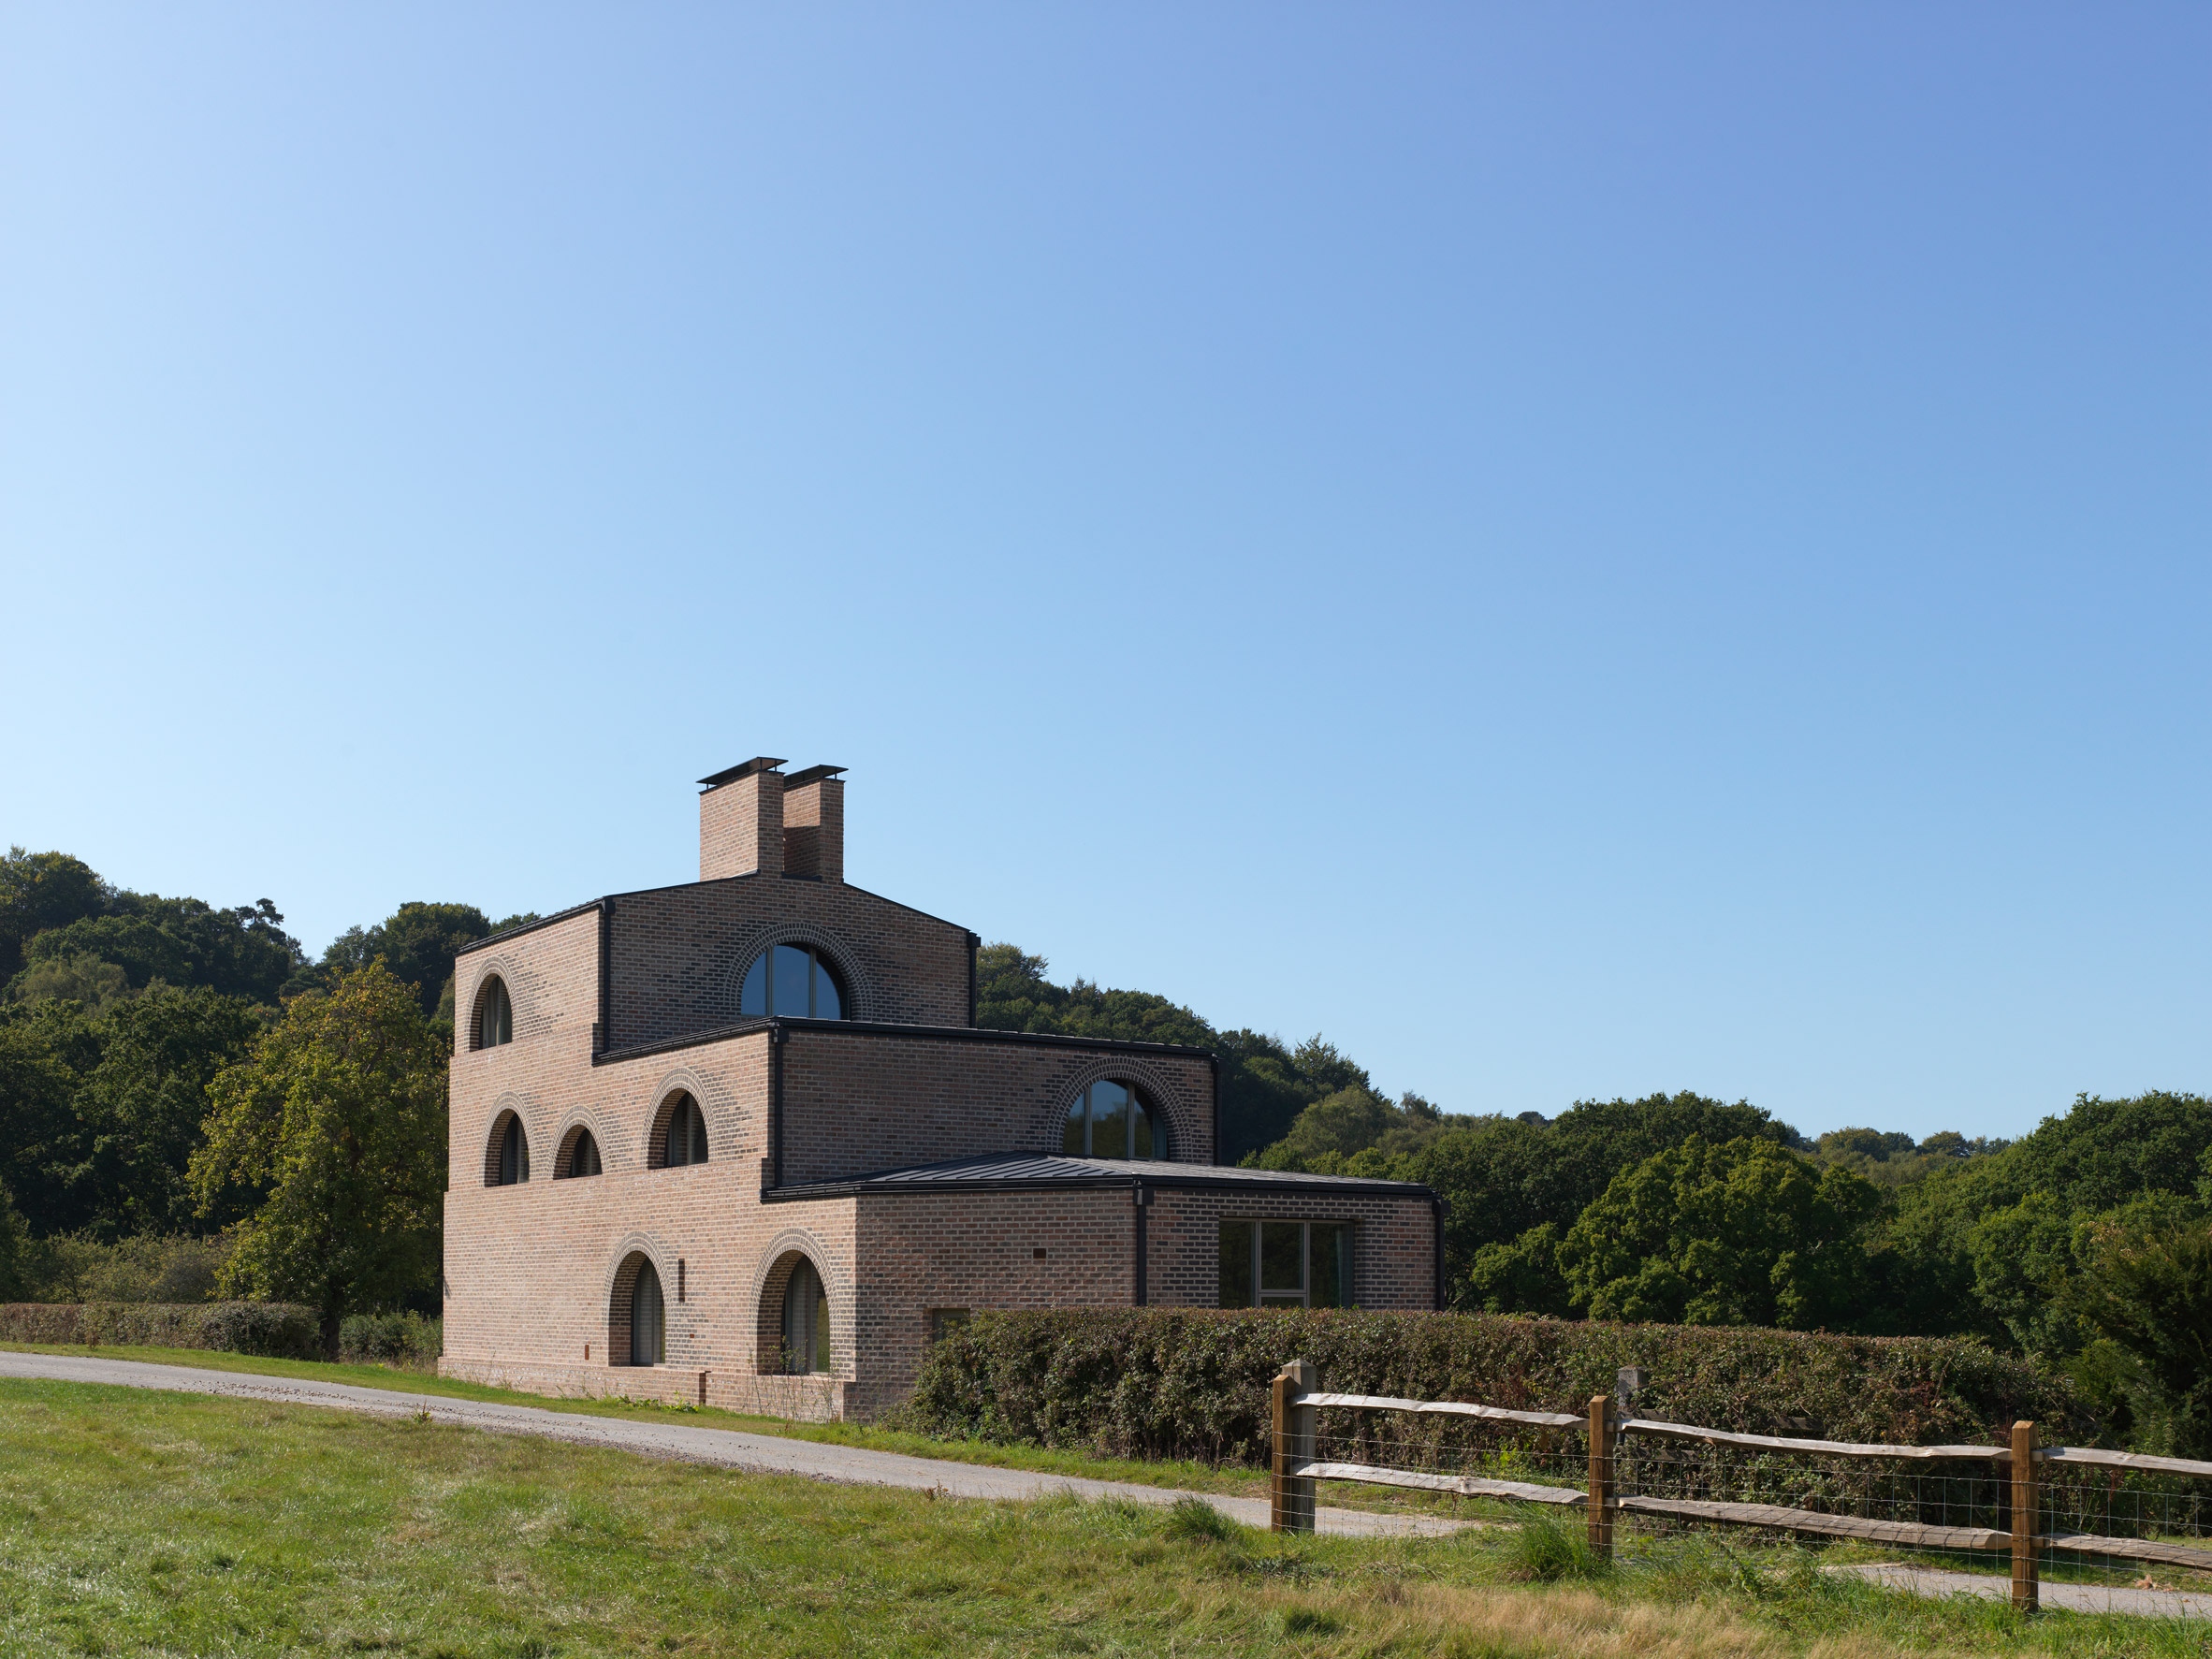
[[2, 5, 2205, 1142]]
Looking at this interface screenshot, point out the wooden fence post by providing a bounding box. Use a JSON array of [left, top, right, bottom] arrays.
[[2011, 1419, 2039, 1613], [1587, 1392, 1614, 1558], [1272, 1361, 1317, 1535]]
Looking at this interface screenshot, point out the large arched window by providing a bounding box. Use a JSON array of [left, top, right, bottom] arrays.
[[558, 1127, 602, 1179], [659, 1092, 708, 1168], [631, 1260, 664, 1366], [782, 1259, 830, 1374], [1063, 1080, 1165, 1160], [738, 943, 845, 1020], [474, 977, 513, 1049], [487, 1112, 530, 1186]]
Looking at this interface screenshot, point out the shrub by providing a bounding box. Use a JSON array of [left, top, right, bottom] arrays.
[[0, 1300, 317, 1359], [904, 1307, 2085, 1466], [337, 1311, 442, 1368], [17, 1233, 230, 1304]]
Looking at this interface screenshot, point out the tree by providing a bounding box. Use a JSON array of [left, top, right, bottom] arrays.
[[1557, 1136, 1885, 1330], [319, 902, 499, 1019], [0, 1001, 100, 1233], [22, 895, 303, 1004], [191, 963, 447, 1346], [0, 1179, 25, 1300], [72, 986, 261, 1238], [0, 849, 106, 979], [2073, 1209, 2212, 1457]]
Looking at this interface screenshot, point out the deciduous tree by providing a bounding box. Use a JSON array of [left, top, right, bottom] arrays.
[[191, 963, 446, 1347]]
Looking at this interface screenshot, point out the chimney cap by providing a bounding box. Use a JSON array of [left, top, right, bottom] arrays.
[[783, 764, 848, 790], [698, 757, 787, 792]]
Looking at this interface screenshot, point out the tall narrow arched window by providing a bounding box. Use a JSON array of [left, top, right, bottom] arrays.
[[782, 1259, 830, 1374], [631, 1260, 664, 1366], [738, 943, 846, 1020], [1062, 1080, 1165, 1160], [486, 1113, 530, 1186], [661, 1092, 708, 1168], [560, 1128, 602, 1178], [474, 977, 513, 1049]]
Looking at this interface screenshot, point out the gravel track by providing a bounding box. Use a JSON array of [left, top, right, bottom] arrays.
[[0, 1349, 1456, 1539]]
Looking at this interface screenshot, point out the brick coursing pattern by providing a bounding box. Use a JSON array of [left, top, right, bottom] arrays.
[[440, 806, 1439, 1419], [604, 879, 971, 1045], [776, 1029, 1216, 1185]]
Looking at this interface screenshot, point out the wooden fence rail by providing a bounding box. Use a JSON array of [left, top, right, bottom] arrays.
[[1266, 1361, 2212, 1612]]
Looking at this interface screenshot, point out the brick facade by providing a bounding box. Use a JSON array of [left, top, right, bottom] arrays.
[[440, 763, 1439, 1418]]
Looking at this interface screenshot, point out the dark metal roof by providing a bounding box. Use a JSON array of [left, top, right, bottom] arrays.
[[698, 757, 786, 790], [762, 1150, 1437, 1202], [783, 764, 847, 789]]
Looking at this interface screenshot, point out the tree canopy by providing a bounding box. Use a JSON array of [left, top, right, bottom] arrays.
[[190, 961, 447, 1342]]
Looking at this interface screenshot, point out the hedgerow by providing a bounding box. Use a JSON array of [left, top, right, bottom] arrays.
[[903, 1308, 2084, 1466], [0, 1301, 318, 1359]]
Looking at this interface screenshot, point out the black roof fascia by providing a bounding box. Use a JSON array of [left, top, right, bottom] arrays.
[[455, 869, 975, 963], [763, 1169, 1437, 1203], [593, 1015, 1215, 1070]]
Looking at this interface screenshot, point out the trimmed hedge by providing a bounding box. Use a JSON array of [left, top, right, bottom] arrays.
[[337, 1311, 442, 1368], [904, 1308, 2086, 1466], [0, 1302, 319, 1360]]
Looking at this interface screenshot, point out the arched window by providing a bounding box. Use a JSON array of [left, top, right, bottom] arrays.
[[560, 1127, 602, 1179], [474, 977, 513, 1049], [661, 1092, 708, 1168], [631, 1260, 664, 1366], [782, 1259, 830, 1374], [738, 943, 845, 1020], [488, 1113, 529, 1186], [1063, 1080, 1165, 1160]]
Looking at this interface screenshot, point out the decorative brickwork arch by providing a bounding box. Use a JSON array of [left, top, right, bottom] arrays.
[[749, 1231, 846, 1378], [1038, 1055, 1198, 1162], [605, 1235, 677, 1367], [720, 923, 879, 1024], [552, 1108, 611, 1178], [642, 1068, 730, 1169], [482, 1096, 532, 1186], [463, 955, 536, 1049]]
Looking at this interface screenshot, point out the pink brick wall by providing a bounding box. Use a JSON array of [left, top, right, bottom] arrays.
[[777, 1028, 1216, 1184], [605, 879, 972, 1043], [440, 853, 1436, 1420]]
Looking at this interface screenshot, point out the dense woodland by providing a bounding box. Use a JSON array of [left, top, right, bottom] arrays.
[[2, 851, 2207, 1453]]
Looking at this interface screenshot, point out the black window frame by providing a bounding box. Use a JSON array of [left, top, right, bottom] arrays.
[[738, 942, 848, 1020], [661, 1092, 709, 1168], [1216, 1219, 1352, 1309], [493, 1114, 529, 1186], [560, 1127, 602, 1179], [475, 977, 514, 1049], [1060, 1079, 1166, 1161]]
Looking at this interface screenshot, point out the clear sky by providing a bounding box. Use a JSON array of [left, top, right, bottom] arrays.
[[2, 6, 2205, 1142]]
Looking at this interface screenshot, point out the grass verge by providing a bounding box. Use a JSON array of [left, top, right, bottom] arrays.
[[2, 1377, 2206, 1657], [0, 1339, 1279, 1500]]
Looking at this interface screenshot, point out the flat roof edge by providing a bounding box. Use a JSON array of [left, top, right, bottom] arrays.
[[763, 1170, 1438, 1202], [593, 1016, 1216, 1068]]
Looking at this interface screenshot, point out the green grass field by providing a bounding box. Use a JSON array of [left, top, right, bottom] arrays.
[[0, 1340, 1286, 1500], [3, 1375, 2208, 1658]]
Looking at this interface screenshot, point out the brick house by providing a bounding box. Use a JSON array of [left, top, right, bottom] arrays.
[[440, 760, 1443, 1419]]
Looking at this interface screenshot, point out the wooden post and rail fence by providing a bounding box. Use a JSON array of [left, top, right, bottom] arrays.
[[1269, 1361, 2212, 1612]]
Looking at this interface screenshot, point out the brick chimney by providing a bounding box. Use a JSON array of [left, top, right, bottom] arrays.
[[781, 765, 846, 882], [698, 758, 785, 880]]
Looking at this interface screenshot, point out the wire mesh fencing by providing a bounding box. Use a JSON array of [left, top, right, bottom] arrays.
[[1266, 1361, 2212, 1609]]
